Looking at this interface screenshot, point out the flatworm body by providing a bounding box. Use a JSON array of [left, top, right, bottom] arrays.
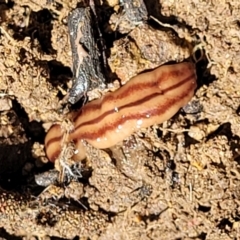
[[45, 62, 197, 162]]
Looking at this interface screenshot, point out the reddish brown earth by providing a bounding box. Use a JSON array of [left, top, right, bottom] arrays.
[[0, 0, 239, 239]]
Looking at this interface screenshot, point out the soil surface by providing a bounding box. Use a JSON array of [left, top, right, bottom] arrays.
[[0, 0, 240, 239]]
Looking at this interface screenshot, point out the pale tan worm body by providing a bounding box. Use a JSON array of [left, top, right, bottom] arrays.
[[45, 62, 197, 162]]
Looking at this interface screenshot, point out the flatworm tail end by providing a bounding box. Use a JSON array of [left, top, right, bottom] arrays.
[[44, 124, 63, 163]]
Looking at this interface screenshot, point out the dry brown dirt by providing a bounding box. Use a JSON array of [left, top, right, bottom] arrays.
[[0, 0, 240, 239]]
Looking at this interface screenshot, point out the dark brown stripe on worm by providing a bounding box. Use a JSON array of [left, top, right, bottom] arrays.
[[45, 135, 62, 150], [72, 82, 194, 141], [73, 68, 189, 121], [74, 73, 195, 131]]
